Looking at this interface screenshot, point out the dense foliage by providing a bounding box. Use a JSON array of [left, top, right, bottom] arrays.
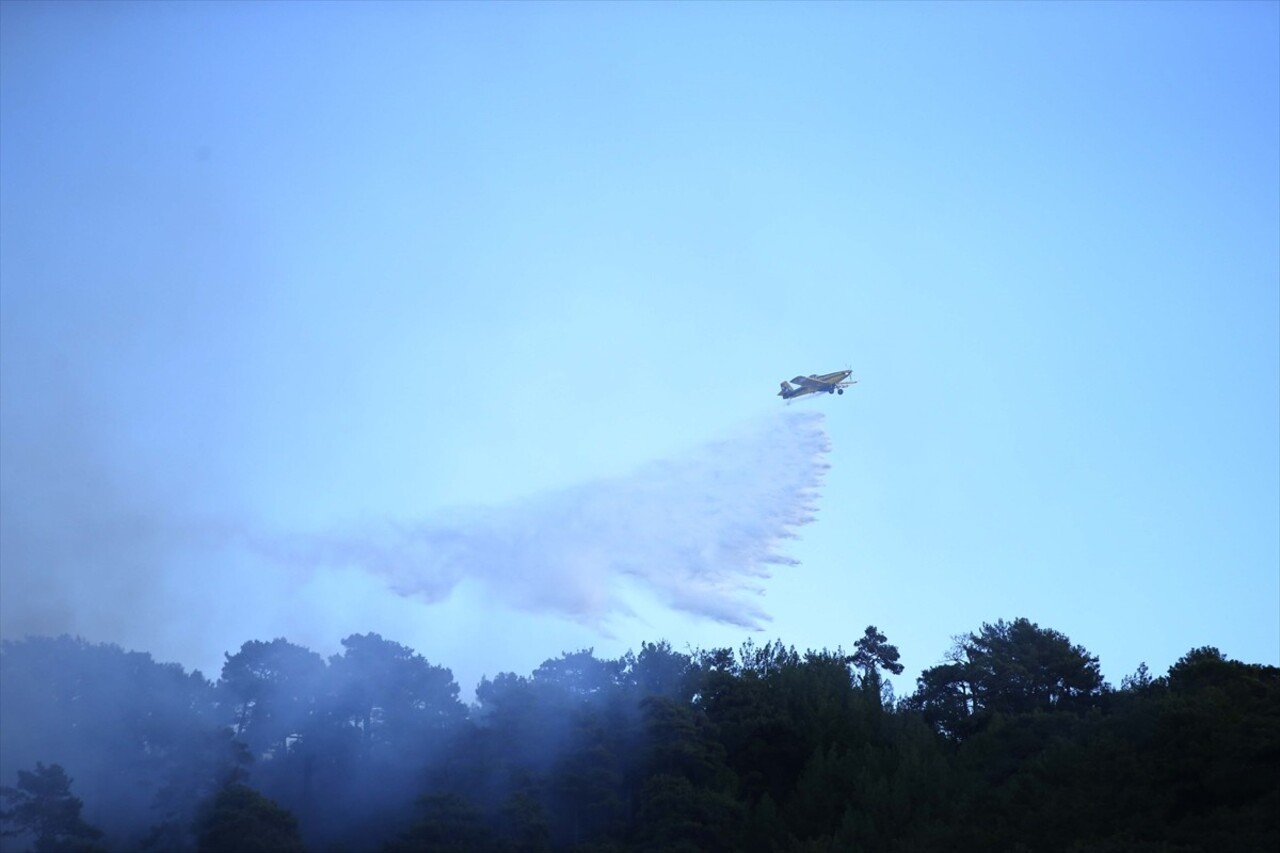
[[1, 622, 1276, 852]]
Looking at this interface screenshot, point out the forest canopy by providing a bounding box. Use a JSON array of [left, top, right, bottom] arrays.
[[1, 621, 1276, 853]]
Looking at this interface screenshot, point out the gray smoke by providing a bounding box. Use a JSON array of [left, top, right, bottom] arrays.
[[0, 407, 830, 672]]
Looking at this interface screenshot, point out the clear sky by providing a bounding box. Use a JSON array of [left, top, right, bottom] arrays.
[[2, 1, 1277, 698]]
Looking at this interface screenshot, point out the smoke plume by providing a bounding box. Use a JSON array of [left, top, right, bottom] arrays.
[[0, 407, 831, 674]]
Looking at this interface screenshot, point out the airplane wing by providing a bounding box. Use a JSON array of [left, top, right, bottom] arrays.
[[792, 375, 833, 390]]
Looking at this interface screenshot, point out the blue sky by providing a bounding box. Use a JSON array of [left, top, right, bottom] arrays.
[[1, 1, 1276, 697]]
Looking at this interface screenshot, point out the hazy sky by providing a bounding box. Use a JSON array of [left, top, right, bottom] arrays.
[[2, 1, 1276, 697]]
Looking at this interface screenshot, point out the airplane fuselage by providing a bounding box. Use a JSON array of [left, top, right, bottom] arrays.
[[778, 369, 854, 399]]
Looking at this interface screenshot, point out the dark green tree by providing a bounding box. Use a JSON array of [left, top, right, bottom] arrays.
[[633, 773, 744, 853], [195, 784, 304, 853], [737, 638, 800, 678], [467, 669, 571, 805], [692, 644, 807, 805], [549, 712, 627, 848], [1121, 660, 1155, 692], [742, 792, 792, 853], [499, 787, 552, 853], [530, 648, 623, 699], [304, 634, 468, 850], [385, 792, 496, 853], [852, 625, 904, 681], [1152, 647, 1280, 848], [328, 633, 466, 760], [911, 618, 1104, 737], [143, 726, 251, 852], [1, 637, 243, 849], [641, 696, 729, 788], [218, 639, 328, 759], [621, 641, 696, 702], [0, 763, 105, 853], [216, 639, 330, 841], [852, 625, 904, 707]]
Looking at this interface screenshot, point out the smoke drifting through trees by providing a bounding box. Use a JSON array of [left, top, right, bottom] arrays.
[[2, 627, 1275, 852], [1, 407, 830, 681], [257, 410, 831, 628]]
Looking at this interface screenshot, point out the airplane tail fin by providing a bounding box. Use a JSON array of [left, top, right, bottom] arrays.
[[778, 381, 793, 397]]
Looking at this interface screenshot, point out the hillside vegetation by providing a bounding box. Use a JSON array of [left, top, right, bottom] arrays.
[[1, 619, 1276, 852]]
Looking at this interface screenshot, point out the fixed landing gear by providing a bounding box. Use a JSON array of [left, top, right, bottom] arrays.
[[837, 388, 844, 395]]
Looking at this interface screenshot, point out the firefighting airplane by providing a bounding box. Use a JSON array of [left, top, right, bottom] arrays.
[[778, 369, 856, 400]]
